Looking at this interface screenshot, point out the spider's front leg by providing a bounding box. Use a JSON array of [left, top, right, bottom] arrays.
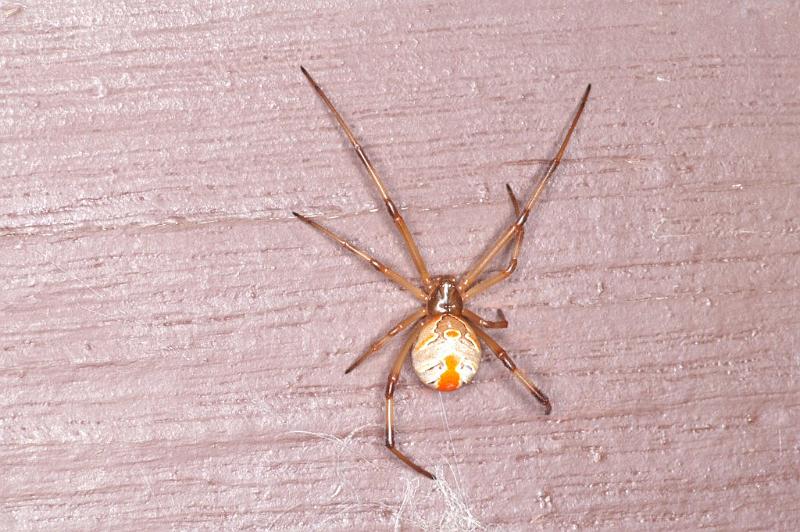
[[301, 66, 433, 290], [292, 211, 426, 301], [458, 84, 591, 295], [463, 184, 524, 302], [385, 323, 435, 479]]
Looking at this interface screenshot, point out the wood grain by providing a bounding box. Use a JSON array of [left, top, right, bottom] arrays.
[[1, 1, 799, 530]]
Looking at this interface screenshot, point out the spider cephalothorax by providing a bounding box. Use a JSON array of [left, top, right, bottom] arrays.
[[426, 276, 462, 315], [294, 66, 590, 479]]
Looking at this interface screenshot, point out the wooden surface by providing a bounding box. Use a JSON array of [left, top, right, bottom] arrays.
[[2, 1, 799, 530]]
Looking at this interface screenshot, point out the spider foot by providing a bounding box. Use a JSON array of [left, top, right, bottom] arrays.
[[386, 444, 435, 480]]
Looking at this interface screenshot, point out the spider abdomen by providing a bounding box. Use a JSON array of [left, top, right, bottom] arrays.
[[411, 314, 481, 392]]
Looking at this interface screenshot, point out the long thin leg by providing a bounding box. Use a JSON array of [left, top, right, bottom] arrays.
[[467, 319, 552, 415], [301, 66, 433, 289], [462, 308, 507, 329], [385, 323, 435, 479], [292, 211, 425, 300], [463, 184, 524, 302], [458, 84, 591, 293], [345, 308, 426, 374]]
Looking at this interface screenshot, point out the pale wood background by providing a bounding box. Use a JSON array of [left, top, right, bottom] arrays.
[[1, 1, 799, 530]]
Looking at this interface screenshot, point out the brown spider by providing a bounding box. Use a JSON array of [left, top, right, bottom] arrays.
[[293, 66, 590, 479]]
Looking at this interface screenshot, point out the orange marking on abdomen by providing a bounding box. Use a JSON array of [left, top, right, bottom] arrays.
[[420, 334, 437, 347], [437, 355, 461, 392]]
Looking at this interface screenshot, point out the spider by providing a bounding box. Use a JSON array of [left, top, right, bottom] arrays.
[[293, 66, 590, 479]]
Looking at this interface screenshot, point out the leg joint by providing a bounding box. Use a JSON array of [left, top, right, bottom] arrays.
[[385, 199, 400, 220], [499, 351, 516, 371], [385, 376, 398, 398], [503, 259, 518, 275]]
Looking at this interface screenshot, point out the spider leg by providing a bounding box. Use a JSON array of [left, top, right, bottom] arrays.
[[462, 308, 507, 329], [301, 66, 433, 289], [345, 308, 426, 374], [463, 184, 524, 302], [292, 212, 426, 301], [385, 323, 435, 479], [467, 319, 552, 415], [458, 84, 591, 293]]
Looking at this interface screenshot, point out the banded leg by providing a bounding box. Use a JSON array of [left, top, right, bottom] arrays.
[[385, 323, 435, 479], [463, 184, 524, 302], [458, 84, 591, 293], [468, 320, 552, 415], [345, 308, 426, 374], [292, 212, 425, 301], [462, 308, 507, 329], [301, 66, 433, 289]]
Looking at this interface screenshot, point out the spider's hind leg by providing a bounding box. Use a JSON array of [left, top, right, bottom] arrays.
[[468, 319, 552, 415], [385, 324, 435, 479]]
